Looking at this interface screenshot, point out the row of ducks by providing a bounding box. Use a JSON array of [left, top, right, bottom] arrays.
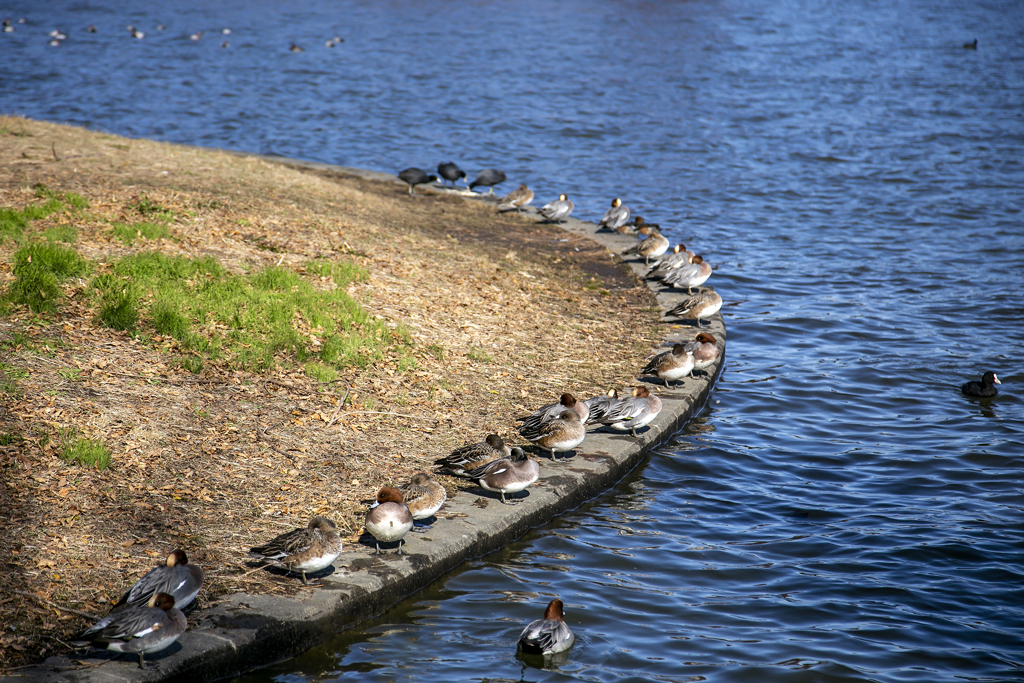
[[397, 165, 725, 329], [68, 331, 722, 667], [69, 179, 725, 666], [2, 18, 343, 50]]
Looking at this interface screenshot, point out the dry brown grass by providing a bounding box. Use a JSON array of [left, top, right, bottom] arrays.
[[0, 115, 661, 670]]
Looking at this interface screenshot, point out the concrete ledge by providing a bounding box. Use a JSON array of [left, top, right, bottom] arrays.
[[5, 162, 725, 683]]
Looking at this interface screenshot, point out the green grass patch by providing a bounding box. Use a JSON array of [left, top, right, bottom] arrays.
[[5, 242, 90, 312], [304, 362, 338, 383], [0, 362, 29, 395], [41, 224, 78, 243], [91, 251, 395, 373], [110, 221, 171, 245], [128, 193, 173, 219], [60, 429, 111, 470], [466, 347, 494, 363], [0, 431, 25, 446]]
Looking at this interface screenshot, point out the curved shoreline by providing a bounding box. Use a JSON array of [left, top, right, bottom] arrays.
[[5, 160, 726, 683]]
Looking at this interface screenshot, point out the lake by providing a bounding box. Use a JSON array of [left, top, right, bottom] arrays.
[[2, 0, 1023, 680]]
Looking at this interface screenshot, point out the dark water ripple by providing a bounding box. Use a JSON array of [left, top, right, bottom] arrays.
[[4, 0, 1024, 680]]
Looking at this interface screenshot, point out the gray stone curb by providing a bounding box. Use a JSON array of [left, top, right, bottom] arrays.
[[4, 160, 725, 683]]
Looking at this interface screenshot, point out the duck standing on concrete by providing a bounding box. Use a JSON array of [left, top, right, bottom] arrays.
[[497, 184, 534, 212], [662, 255, 712, 293], [469, 168, 507, 194], [365, 486, 414, 554], [622, 228, 669, 265], [961, 371, 1000, 397], [598, 197, 630, 232], [110, 549, 204, 613], [594, 387, 662, 437], [437, 161, 466, 188], [72, 593, 186, 670], [520, 409, 586, 459], [518, 598, 575, 655], [646, 244, 695, 280], [399, 472, 447, 526], [518, 393, 589, 435], [435, 434, 512, 475], [398, 167, 438, 195], [685, 332, 719, 378], [463, 447, 540, 504], [582, 388, 619, 425], [249, 516, 343, 584], [538, 194, 574, 223], [641, 343, 695, 388], [667, 289, 723, 328]]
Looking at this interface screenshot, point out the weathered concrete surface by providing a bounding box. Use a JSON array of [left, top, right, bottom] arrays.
[[4, 162, 725, 683]]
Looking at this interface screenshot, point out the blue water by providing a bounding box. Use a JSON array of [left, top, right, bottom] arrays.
[[3, 0, 1024, 680]]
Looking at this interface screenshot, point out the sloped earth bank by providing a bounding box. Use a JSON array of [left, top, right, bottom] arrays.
[[0, 118, 724, 681]]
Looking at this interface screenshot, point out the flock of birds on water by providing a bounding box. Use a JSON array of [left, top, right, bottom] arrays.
[[40, 156, 1006, 669], [1, 17, 343, 51]]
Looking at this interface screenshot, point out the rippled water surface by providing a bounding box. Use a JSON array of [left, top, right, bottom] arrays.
[[4, 0, 1024, 680]]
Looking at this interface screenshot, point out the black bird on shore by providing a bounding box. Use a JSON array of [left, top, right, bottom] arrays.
[[437, 162, 466, 188], [469, 168, 507, 194], [398, 167, 438, 195], [961, 371, 1000, 397]]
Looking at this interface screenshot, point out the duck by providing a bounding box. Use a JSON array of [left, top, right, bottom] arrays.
[[517, 393, 589, 435], [49, 29, 67, 40], [288, 42, 304, 52], [582, 388, 619, 425], [221, 41, 229, 48], [646, 244, 695, 279], [622, 229, 670, 266], [622, 215, 660, 234], [221, 28, 231, 35], [520, 409, 586, 459], [497, 184, 534, 212], [109, 550, 204, 613], [190, 31, 204, 41], [437, 161, 466, 188], [399, 472, 447, 524], [249, 516, 343, 584], [685, 332, 719, 377], [435, 433, 512, 475], [86, 24, 97, 33], [463, 447, 540, 504], [72, 593, 186, 670], [2, 19, 12, 34], [598, 198, 630, 232], [538, 194, 574, 223], [594, 387, 662, 437], [963, 38, 978, 50], [641, 343, 695, 388], [397, 167, 438, 195], [469, 168, 507, 194], [666, 289, 723, 328], [364, 486, 413, 554], [961, 371, 1000, 397], [518, 598, 574, 655], [662, 255, 712, 293]]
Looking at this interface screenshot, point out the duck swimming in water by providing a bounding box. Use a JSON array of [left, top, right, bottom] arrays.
[[961, 371, 1000, 397], [518, 598, 575, 655]]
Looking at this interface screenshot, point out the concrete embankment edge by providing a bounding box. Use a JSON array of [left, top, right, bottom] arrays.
[[5, 160, 725, 683]]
